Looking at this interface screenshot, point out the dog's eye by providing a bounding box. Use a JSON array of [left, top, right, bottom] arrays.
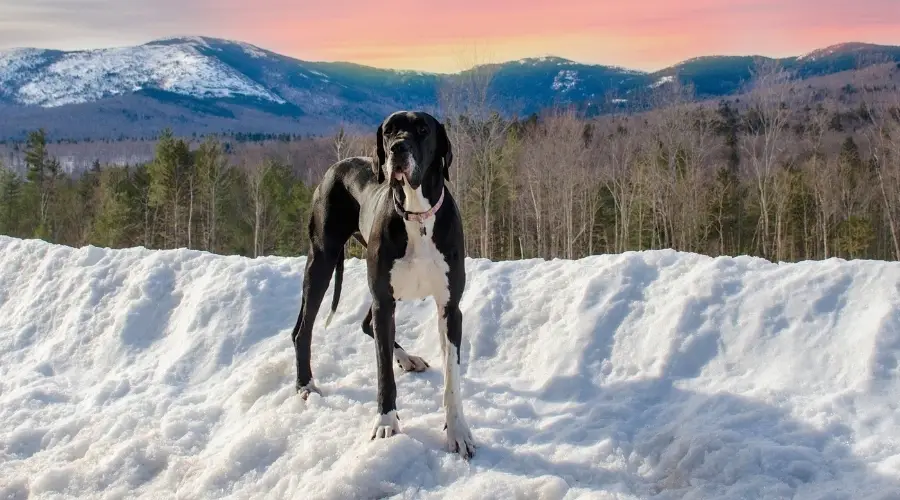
[[417, 125, 428, 135]]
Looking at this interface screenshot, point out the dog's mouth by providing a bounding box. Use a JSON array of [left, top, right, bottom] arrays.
[[388, 156, 413, 185], [391, 170, 422, 193]]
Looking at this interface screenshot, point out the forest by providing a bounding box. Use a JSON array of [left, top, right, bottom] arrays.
[[1, 60, 899, 262]]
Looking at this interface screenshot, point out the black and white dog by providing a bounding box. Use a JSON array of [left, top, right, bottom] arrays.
[[290, 110, 475, 459]]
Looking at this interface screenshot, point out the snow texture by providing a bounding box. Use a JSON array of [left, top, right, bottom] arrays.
[[552, 70, 579, 92], [0, 49, 49, 77], [0, 49, 53, 93], [0, 235, 899, 499], [650, 75, 675, 89], [797, 43, 874, 62], [2, 43, 284, 107]]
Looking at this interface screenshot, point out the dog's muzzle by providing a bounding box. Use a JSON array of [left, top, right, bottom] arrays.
[[388, 141, 415, 183]]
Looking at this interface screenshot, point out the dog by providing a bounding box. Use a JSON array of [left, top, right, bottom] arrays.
[[290, 110, 475, 459]]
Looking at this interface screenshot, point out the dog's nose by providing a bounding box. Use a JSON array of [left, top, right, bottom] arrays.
[[390, 142, 409, 155]]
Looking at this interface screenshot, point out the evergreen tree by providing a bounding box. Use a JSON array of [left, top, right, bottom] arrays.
[[147, 128, 192, 248], [0, 163, 22, 236], [91, 167, 132, 247], [24, 129, 60, 239]]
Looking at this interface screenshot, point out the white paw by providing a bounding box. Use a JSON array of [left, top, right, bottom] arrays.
[[446, 418, 476, 459], [370, 410, 401, 440], [297, 380, 321, 400], [395, 348, 429, 372]]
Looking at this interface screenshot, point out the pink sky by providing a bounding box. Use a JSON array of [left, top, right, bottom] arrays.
[[2, 0, 898, 72]]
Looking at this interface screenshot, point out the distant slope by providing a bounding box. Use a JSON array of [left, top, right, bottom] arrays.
[[469, 56, 651, 115], [650, 42, 900, 97], [1, 38, 900, 139], [0, 236, 898, 498]]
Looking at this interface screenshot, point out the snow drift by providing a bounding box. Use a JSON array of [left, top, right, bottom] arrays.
[[0, 235, 898, 499]]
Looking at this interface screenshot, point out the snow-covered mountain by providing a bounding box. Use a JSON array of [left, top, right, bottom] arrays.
[[0, 40, 284, 107], [0, 36, 444, 139], [1, 37, 899, 140], [0, 235, 898, 498]]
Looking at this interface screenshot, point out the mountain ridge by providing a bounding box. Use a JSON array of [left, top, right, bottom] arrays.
[[1, 37, 899, 140]]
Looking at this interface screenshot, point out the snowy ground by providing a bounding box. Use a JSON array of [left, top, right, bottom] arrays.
[[0, 235, 898, 499]]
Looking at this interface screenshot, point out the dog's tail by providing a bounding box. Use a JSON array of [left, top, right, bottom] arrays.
[[323, 246, 344, 329]]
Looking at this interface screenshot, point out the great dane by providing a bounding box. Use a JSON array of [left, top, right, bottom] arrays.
[[290, 110, 475, 459]]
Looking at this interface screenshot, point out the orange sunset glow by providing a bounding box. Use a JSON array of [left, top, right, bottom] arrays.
[[214, 0, 900, 71], [1, 0, 898, 71]]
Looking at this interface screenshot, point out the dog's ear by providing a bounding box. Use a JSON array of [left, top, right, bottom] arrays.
[[437, 121, 453, 181], [373, 123, 386, 183]]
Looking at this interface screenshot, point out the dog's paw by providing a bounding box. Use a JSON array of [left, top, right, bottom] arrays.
[[370, 410, 402, 440], [395, 348, 429, 372], [446, 418, 476, 459], [297, 380, 321, 400]]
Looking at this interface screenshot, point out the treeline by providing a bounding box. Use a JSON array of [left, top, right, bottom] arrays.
[[2, 62, 899, 262], [435, 61, 900, 262], [0, 130, 309, 146], [0, 129, 316, 257]]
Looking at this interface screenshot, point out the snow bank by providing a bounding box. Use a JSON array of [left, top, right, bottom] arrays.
[[0, 235, 898, 499]]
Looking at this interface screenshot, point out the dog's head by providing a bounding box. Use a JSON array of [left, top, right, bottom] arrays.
[[373, 111, 453, 190]]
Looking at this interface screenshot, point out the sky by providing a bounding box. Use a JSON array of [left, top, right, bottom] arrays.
[[0, 0, 897, 72]]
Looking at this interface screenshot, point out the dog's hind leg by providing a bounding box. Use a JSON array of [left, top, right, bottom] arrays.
[[361, 304, 429, 372], [292, 244, 338, 399]]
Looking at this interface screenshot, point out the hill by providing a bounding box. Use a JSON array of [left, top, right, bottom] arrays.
[[650, 42, 900, 96], [0, 236, 898, 498], [1, 38, 899, 140]]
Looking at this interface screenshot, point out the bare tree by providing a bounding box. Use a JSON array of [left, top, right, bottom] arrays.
[[332, 125, 370, 162], [740, 59, 793, 259], [438, 46, 512, 257], [859, 64, 900, 260], [195, 137, 230, 253], [598, 118, 641, 253], [243, 157, 275, 258], [801, 100, 837, 258]]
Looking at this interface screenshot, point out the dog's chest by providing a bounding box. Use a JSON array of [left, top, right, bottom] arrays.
[[390, 225, 450, 305]]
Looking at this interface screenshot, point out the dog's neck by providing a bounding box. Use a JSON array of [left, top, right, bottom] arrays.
[[399, 183, 435, 212], [392, 175, 445, 233]]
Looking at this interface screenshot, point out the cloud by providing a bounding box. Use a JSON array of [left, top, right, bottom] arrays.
[[0, 0, 221, 49]]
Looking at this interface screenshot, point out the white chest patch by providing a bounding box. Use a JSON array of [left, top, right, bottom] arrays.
[[390, 230, 450, 305], [389, 183, 450, 306]]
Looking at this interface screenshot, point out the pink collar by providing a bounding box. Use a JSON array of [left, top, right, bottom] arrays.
[[397, 187, 445, 223]]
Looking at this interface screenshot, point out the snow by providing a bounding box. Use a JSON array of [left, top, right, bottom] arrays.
[[515, 56, 571, 66], [235, 42, 269, 60], [4, 43, 285, 107], [0, 48, 50, 75], [151, 36, 214, 49], [552, 70, 579, 92], [0, 49, 53, 93], [797, 43, 873, 62], [0, 235, 899, 499], [650, 75, 675, 89]]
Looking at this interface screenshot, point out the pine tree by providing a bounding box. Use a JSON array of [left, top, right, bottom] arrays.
[[0, 163, 22, 236], [24, 129, 60, 239], [91, 167, 131, 247], [147, 129, 192, 248]]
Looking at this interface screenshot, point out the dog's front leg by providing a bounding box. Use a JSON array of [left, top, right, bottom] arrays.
[[371, 297, 401, 439], [440, 303, 475, 458]]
